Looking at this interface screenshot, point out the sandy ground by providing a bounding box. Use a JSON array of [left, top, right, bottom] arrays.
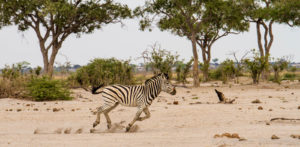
[[1, 81, 300, 147]]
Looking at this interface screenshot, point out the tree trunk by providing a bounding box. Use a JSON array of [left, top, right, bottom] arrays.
[[39, 40, 60, 77], [48, 43, 60, 77], [191, 32, 200, 87], [256, 20, 274, 81], [256, 21, 264, 57], [200, 45, 211, 82], [262, 55, 270, 80], [42, 52, 49, 75], [202, 61, 209, 82]]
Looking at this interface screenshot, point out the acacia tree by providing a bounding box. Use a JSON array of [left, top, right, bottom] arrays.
[[135, 0, 248, 86], [244, 0, 279, 79], [195, 1, 248, 81], [0, 0, 131, 77]]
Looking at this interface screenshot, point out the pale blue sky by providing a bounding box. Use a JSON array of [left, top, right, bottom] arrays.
[[0, 1, 299, 68]]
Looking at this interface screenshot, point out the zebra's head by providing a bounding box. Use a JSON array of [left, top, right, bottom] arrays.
[[160, 73, 176, 95]]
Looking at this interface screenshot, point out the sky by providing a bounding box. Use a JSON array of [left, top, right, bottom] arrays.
[[0, 1, 299, 68]]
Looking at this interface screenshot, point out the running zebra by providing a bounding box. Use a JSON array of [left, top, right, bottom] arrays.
[[92, 73, 176, 132]]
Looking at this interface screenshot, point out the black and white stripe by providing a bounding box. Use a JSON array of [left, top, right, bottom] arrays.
[[92, 73, 176, 132]]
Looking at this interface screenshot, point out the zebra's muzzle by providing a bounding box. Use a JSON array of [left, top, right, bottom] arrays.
[[170, 88, 176, 95]]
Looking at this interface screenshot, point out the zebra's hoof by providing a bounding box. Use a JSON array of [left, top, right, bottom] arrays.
[[90, 128, 96, 133], [125, 126, 131, 132], [125, 124, 132, 132], [107, 124, 112, 129], [93, 122, 99, 128]]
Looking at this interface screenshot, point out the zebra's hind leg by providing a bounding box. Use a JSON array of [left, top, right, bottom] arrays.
[[126, 107, 144, 132], [103, 103, 119, 129], [93, 106, 104, 128], [137, 107, 150, 121], [93, 104, 115, 128]]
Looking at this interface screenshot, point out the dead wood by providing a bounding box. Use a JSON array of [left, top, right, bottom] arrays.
[[270, 118, 300, 121], [215, 89, 235, 104]]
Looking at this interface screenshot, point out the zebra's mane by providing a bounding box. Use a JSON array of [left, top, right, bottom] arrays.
[[144, 73, 169, 85]]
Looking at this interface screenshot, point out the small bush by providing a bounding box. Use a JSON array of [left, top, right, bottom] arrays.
[[243, 49, 266, 84], [27, 77, 72, 101], [0, 63, 30, 98], [72, 58, 134, 92], [283, 73, 296, 81], [271, 58, 289, 84], [209, 59, 236, 83], [209, 69, 222, 81], [289, 66, 297, 72], [0, 78, 27, 98], [175, 58, 193, 84], [141, 44, 178, 79]]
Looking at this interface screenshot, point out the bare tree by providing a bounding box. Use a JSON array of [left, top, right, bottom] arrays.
[[228, 50, 250, 83]]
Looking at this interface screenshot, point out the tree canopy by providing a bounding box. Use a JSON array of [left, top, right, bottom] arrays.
[[273, 0, 300, 26], [0, 0, 131, 76], [135, 0, 248, 84]]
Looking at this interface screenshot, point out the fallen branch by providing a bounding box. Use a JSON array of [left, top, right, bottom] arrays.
[[270, 118, 300, 121], [215, 89, 235, 104]]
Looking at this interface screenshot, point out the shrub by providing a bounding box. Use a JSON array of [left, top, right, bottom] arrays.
[[0, 62, 29, 98], [0, 78, 27, 98], [289, 66, 297, 72], [209, 59, 236, 83], [283, 73, 296, 81], [141, 44, 178, 79], [175, 58, 193, 84], [27, 77, 72, 101], [243, 49, 266, 84], [271, 58, 289, 84], [72, 58, 134, 93], [209, 69, 222, 81]]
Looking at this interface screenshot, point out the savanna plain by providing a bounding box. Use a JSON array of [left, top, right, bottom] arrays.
[[1, 78, 300, 147]]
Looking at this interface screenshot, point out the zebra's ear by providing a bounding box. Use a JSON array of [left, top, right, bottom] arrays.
[[163, 73, 169, 80]]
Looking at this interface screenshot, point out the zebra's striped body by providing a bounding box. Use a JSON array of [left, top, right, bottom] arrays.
[[102, 85, 144, 107], [92, 73, 176, 132]]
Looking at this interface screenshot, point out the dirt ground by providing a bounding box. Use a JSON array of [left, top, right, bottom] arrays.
[[1, 80, 300, 147]]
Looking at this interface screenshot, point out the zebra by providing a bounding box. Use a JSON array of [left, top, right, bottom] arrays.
[[92, 73, 176, 132]]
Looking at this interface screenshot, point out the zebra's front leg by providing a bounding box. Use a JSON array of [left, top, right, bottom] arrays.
[[126, 107, 144, 132], [137, 107, 151, 121]]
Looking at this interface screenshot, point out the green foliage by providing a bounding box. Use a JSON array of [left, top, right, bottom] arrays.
[[209, 59, 236, 83], [0, 0, 131, 76], [0, 62, 32, 98], [73, 58, 133, 91], [283, 73, 296, 81], [243, 49, 266, 84], [35, 66, 42, 76], [136, 0, 249, 86], [289, 66, 297, 72], [1, 0, 131, 33], [271, 58, 289, 83], [175, 58, 193, 84], [219, 59, 236, 83], [212, 58, 219, 65], [136, 0, 248, 34], [141, 44, 178, 79], [273, 0, 300, 26], [209, 69, 222, 81], [1, 61, 30, 80], [0, 62, 71, 101], [27, 77, 72, 101]]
